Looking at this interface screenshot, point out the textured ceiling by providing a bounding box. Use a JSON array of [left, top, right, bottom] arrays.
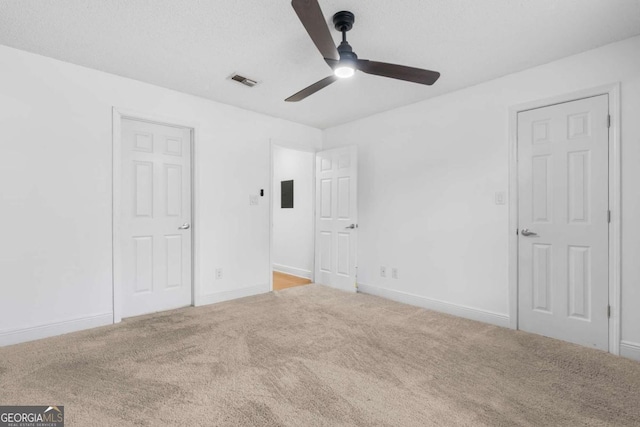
[[0, 0, 639, 129]]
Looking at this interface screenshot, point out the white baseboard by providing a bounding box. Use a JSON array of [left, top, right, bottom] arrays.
[[357, 283, 510, 328], [197, 284, 270, 306], [620, 341, 640, 362], [320, 281, 357, 294], [273, 264, 312, 280], [0, 313, 113, 347]]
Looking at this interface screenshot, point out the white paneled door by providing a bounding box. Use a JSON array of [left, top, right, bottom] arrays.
[[121, 119, 192, 318], [517, 95, 609, 350], [315, 146, 358, 292]]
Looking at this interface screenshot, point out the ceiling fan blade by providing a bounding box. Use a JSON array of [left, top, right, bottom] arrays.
[[324, 58, 339, 69], [285, 75, 338, 102], [291, 0, 339, 61], [356, 60, 440, 85]]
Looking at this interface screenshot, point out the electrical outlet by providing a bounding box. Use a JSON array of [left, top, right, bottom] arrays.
[[249, 195, 259, 206], [391, 268, 398, 279], [380, 266, 386, 278], [215, 268, 223, 280]]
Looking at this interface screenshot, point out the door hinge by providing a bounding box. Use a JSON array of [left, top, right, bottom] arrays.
[[607, 115, 611, 128], [608, 210, 611, 223], [607, 305, 611, 318]]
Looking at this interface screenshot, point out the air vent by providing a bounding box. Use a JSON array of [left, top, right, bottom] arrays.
[[230, 74, 258, 87]]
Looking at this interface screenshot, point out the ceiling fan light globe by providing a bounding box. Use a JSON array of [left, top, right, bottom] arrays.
[[334, 66, 355, 79]]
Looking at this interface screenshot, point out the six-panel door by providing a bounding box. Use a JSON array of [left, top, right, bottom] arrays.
[[121, 119, 192, 318], [315, 146, 358, 292], [517, 95, 609, 350]]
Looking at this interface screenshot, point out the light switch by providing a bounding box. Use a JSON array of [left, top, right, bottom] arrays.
[[495, 191, 506, 205]]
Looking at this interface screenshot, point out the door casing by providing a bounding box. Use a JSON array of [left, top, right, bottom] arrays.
[[112, 108, 199, 323], [508, 83, 621, 354]]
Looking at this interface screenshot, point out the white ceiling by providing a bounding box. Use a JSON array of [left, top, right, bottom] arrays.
[[0, 1, 639, 129]]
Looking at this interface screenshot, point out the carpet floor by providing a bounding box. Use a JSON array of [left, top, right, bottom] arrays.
[[1, 285, 640, 426]]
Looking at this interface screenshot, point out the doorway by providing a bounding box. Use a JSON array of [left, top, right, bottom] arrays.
[[511, 90, 620, 352], [269, 143, 360, 293], [271, 144, 315, 291], [113, 112, 194, 319]]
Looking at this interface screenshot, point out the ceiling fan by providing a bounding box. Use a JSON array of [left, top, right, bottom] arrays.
[[285, 0, 440, 102]]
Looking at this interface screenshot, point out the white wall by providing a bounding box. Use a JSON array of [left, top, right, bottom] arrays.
[[272, 145, 314, 279], [3, 35, 640, 358], [0, 45, 321, 345], [324, 36, 640, 357]]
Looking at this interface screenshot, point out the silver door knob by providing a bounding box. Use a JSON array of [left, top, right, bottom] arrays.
[[521, 228, 537, 237], [345, 224, 358, 229], [178, 223, 190, 230]]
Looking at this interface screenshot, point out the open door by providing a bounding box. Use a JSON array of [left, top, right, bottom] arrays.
[[314, 146, 358, 292], [119, 118, 193, 318]]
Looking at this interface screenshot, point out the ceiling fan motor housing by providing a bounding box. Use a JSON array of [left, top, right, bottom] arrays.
[[333, 11, 357, 63], [337, 41, 357, 61]]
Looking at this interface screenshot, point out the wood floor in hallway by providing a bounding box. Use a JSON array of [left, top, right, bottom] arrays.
[[273, 271, 311, 291]]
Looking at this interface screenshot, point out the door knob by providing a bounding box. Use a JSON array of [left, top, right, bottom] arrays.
[[178, 223, 190, 230], [345, 224, 358, 229], [521, 228, 537, 237]]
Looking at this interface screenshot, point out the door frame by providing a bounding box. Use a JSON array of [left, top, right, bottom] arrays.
[[507, 83, 621, 354], [112, 108, 199, 323], [268, 139, 317, 291]]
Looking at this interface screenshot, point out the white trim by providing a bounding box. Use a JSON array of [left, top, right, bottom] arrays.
[[112, 108, 200, 322], [269, 140, 275, 292], [507, 83, 622, 354], [270, 139, 317, 153], [112, 109, 122, 323], [358, 284, 510, 328], [321, 282, 357, 294], [269, 139, 317, 292], [607, 84, 622, 356], [196, 284, 270, 306], [508, 105, 519, 330], [0, 314, 113, 347], [620, 341, 640, 362], [191, 126, 202, 307], [273, 264, 312, 279]]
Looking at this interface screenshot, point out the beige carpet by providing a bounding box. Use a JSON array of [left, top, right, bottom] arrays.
[[1, 285, 640, 426]]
